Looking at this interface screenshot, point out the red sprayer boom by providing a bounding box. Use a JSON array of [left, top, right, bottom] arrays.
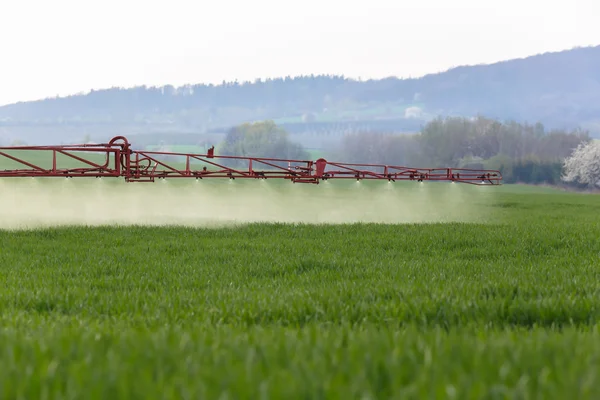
[[0, 136, 502, 185]]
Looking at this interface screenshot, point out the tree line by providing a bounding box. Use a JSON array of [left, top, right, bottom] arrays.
[[338, 116, 590, 185], [220, 117, 595, 187]]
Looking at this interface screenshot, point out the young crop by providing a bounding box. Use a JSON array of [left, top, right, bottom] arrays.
[[0, 184, 598, 398]]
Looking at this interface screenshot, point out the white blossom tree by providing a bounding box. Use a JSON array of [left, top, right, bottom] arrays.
[[562, 140, 600, 187]]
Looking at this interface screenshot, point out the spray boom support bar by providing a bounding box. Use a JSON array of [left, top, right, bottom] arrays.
[[0, 136, 502, 185]]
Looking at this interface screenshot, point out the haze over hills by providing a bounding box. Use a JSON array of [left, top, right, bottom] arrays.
[[0, 45, 599, 146]]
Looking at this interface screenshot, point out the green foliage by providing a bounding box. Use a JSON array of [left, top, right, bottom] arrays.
[[510, 160, 563, 184], [0, 186, 599, 397], [339, 116, 590, 185], [417, 116, 589, 168], [485, 156, 564, 184], [217, 120, 309, 164]]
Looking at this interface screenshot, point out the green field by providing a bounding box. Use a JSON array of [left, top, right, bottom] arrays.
[[0, 181, 599, 398], [145, 144, 209, 154]]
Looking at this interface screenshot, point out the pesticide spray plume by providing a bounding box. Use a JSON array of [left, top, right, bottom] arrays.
[[0, 135, 502, 229], [0, 178, 499, 230]]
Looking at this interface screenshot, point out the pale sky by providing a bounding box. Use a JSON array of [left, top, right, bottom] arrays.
[[0, 0, 598, 106]]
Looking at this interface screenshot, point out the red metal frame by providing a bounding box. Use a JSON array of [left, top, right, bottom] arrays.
[[0, 136, 502, 185]]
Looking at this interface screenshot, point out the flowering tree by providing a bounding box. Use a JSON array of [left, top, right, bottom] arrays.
[[562, 140, 600, 187]]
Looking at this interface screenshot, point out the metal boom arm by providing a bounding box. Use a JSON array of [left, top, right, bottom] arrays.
[[0, 136, 502, 185]]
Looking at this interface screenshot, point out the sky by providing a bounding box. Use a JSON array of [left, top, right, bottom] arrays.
[[0, 0, 598, 106]]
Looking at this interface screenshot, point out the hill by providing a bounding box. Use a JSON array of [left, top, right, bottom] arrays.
[[1, 45, 599, 145]]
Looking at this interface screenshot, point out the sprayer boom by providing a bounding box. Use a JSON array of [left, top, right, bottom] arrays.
[[0, 136, 502, 185]]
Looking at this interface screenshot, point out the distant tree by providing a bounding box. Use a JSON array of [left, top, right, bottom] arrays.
[[338, 131, 420, 166], [562, 140, 600, 188], [217, 120, 309, 166], [417, 116, 590, 168], [335, 115, 591, 186]]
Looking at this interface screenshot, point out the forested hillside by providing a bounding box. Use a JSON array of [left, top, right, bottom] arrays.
[[0, 45, 599, 146]]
